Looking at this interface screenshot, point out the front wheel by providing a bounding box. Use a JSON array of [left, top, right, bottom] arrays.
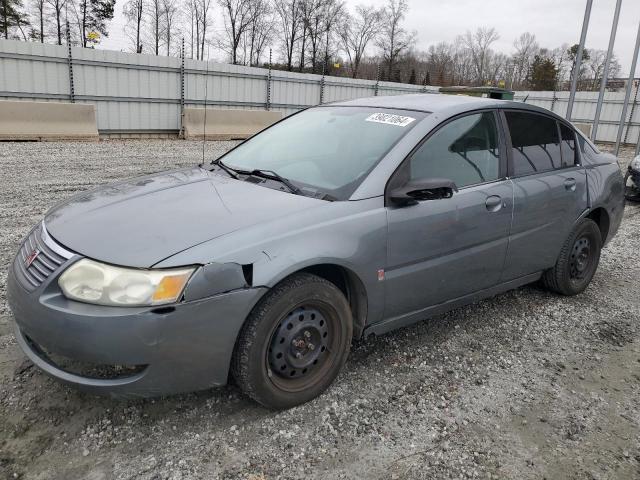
[[231, 273, 353, 409], [541, 218, 602, 296]]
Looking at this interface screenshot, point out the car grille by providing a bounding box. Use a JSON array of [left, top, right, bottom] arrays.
[[15, 222, 74, 291]]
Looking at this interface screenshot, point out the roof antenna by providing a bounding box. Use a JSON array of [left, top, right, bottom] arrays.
[[202, 46, 210, 165]]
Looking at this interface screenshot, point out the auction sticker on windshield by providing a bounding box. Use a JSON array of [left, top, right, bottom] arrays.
[[365, 112, 416, 127]]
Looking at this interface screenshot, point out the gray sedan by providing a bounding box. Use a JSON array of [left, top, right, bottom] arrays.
[[7, 94, 624, 408]]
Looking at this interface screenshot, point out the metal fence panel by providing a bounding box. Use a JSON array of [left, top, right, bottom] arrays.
[[0, 38, 638, 146], [514, 90, 639, 144]]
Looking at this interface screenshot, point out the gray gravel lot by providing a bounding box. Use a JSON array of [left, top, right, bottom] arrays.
[[0, 140, 639, 480]]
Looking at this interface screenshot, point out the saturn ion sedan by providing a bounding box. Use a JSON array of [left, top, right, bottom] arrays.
[[8, 94, 624, 408]]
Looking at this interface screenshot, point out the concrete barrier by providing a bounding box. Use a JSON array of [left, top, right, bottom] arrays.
[[0, 100, 98, 141], [183, 108, 283, 140]]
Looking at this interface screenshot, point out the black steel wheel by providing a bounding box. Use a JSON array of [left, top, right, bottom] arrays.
[[232, 273, 352, 409], [542, 218, 602, 296]]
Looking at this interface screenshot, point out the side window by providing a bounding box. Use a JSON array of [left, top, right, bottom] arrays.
[[559, 123, 577, 167], [505, 111, 562, 176], [409, 112, 500, 189]]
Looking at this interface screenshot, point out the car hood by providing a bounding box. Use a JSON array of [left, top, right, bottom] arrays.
[[45, 167, 325, 268]]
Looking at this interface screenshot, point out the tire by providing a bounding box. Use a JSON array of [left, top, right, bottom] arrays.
[[231, 272, 353, 409], [541, 218, 602, 296]]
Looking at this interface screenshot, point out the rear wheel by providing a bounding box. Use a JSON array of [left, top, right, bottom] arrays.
[[542, 218, 602, 296], [231, 273, 352, 409]]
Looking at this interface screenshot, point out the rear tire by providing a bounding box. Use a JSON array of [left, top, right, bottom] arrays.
[[231, 273, 352, 409], [542, 218, 602, 296]]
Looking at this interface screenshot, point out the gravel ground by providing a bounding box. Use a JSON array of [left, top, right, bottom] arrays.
[[0, 140, 639, 480]]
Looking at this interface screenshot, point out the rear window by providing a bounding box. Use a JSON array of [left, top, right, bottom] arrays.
[[505, 111, 562, 176]]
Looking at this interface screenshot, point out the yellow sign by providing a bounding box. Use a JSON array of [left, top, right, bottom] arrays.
[[333, 63, 341, 69], [87, 31, 100, 42]]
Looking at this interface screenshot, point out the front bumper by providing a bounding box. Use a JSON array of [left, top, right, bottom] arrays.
[[7, 256, 266, 398]]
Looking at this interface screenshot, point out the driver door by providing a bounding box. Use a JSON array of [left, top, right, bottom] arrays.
[[384, 110, 514, 320]]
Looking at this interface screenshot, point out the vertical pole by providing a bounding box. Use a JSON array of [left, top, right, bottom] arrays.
[[615, 21, 640, 155], [266, 48, 272, 111], [319, 32, 328, 105], [624, 81, 639, 145], [65, 21, 75, 103], [374, 64, 380, 96], [592, 0, 623, 142], [567, 0, 593, 121], [179, 38, 185, 138], [319, 63, 326, 104]]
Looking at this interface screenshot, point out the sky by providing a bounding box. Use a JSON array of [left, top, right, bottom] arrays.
[[101, 0, 640, 77]]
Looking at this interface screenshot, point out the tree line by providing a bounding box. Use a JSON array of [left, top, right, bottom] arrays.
[[1, 0, 621, 91]]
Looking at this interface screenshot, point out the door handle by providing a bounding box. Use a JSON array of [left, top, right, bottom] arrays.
[[564, 178, 577, 192], [485, 195, 502, 212]]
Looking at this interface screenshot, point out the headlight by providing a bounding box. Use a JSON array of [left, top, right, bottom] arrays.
[[58, 259, 196, 307], [631, 156, 640, 171]]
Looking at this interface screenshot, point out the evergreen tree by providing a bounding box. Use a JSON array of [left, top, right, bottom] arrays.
[[408, 68, 416, 84], [528, 54, 558, 91], [1, 0, 28, 39], [79, 0, 115, 47]]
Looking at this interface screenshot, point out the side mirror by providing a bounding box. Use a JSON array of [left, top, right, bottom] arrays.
[[389, 178, 458, 206]]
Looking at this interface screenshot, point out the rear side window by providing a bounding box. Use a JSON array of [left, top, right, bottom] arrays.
[[505, 111, 562, 176], [408, 112, 500, 189], [559, 123, 577, 167]]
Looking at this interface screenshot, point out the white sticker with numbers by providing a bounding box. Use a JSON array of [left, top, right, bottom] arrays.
[[365, 112, 416, 127]]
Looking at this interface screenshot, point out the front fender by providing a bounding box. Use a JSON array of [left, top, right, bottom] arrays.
[[155, 197, 388, 327]]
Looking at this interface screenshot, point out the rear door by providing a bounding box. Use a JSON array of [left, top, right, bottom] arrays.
[[384, 110, 513, 319], [500, 110, 588, 281]]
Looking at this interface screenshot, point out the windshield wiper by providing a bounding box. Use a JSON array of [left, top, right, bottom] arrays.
[[249, 169, 301, 194], [211, 159, 239, 179]]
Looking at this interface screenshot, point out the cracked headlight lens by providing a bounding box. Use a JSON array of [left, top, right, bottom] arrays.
[[59, 259, 195, 306]]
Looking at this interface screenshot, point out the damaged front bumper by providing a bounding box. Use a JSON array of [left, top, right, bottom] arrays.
[[7, 256, 266, 398]]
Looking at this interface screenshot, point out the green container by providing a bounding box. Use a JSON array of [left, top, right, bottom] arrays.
[[439, 86, 515, 101]]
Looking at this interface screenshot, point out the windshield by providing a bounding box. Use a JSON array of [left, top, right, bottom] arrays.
[[219, 106, 427, 200]]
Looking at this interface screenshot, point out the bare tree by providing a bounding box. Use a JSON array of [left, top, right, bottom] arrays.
[[511, 32, 538, 88], [45, 0, 65, 44], [124, 0, 144, 52], [184, 0, 213, 60], [243, 0, 274, 65], [461, 27, 500, 85], [274, 0, 302, 71], [199, 0, 213, 59], [30, 0, 46, 41], [338, 4, 381, 78], [162, 0, 178, 54], [426, 41, 454, 85], [146, 0, 163, 54], [218, 0, 258, 64], [586, 49, 621, 90], [376, 0, 415, 81]]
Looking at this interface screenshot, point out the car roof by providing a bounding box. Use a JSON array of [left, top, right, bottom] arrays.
[[329, 93, 561, 119], [329, 93, 505, 113]]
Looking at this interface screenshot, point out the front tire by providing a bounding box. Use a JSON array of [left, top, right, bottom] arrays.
[[542, 218, 602, 296], [231, 273, 353, 409]]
